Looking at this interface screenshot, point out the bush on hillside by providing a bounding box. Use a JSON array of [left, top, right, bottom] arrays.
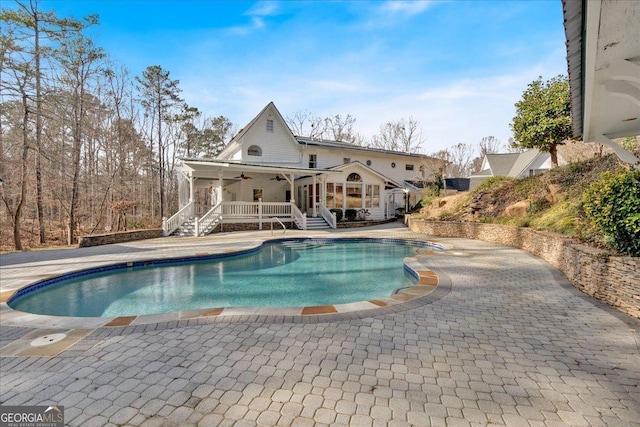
[[582, 168, 640, 256]]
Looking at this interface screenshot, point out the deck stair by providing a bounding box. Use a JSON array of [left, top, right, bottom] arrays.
[[304, 216, 332, 230], [173, 218, 219, 237]]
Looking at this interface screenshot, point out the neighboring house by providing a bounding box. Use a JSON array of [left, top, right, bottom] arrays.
[[167, 102, 441, 236], [469, 149, 565, 190]]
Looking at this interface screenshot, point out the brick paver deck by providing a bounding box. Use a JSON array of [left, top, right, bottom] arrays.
[[1, 223, 638, 426]]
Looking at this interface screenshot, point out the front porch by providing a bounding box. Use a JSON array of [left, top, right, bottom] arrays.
[[162, 199, 336, 236]]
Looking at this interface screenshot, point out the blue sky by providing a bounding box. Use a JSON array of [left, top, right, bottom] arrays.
[[28, 0, 567, 154]]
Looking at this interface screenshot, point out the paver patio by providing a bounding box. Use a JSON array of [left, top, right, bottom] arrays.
[[1, 223, 638, 427]]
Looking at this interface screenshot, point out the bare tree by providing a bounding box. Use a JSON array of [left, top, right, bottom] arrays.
[[372, 117, 423, 153], [323, 113, 359, 143], [471, 136, 504, 173], [286, 109, 326, 139], [55, 32, 105, 244], [136, 65, 183, 219], [430, 143, 474, 178], [1, 0, 96, 243]]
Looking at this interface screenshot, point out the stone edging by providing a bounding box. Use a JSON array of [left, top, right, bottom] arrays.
[[407, 218, 640, 319]]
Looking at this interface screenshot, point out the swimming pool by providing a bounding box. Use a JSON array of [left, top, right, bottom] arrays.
[[8, 238, 438, 318]]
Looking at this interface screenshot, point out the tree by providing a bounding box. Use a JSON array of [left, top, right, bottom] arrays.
[[55, 32, 106, 244], [1, 0, 97, 244], [510, 75, 572, 167], [136, 65, 183, 219], [471, 136, 504, 173], [324, 113, 359, 144], [371, 117, 423, 153], [286, 110, 326, 139], [430, 143, 474, 178]]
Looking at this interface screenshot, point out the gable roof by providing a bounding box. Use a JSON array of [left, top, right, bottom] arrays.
[[472, 149, 548, 179], [327, 161, 402, 188], [217, 101, 298, 158], [506, 149, 542, 176], [483, 153, 521, 176]]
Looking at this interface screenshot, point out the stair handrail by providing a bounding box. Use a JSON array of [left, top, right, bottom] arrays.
[[271, 217, 286, 236], [317, 202, 337, 229], [195, 201, 222, 236], [290, 203, 307, 230], [163, 201, 194, 236]]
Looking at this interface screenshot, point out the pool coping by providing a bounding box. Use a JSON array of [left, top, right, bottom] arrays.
[[1, 237, 449, 334]]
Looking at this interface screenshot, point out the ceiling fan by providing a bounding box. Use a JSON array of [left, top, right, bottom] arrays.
[[270, 175, 285, 181], [234, 172, 253, 180]]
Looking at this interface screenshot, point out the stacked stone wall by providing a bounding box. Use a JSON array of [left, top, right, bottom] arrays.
[[78, 229, 163, 248], [407, 218, 640, 319]]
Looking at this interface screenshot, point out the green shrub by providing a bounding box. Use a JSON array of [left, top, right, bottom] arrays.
[[329, 208, 343, 222], [345, 209, 358, 221], [583, 168, 640, 256]]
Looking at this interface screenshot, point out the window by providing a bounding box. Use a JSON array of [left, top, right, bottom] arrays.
[[343, 157, 351, 164], [266, 119, 274, 132], [247, 145, 262, 156], [346, 183, 362, 208], [309, 154, 317, 168], [253, 189, 263, 201], [391, 162, 396, 168], [365, 185, 380, 208], [326, 183, 335, 208], [347, 173, 362, 182], [366, 160, 372, 166], [405, 164, 414, 171]]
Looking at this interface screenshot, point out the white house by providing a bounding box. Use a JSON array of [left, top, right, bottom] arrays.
[[468, 149, 566, 190], [166, 102, 441, 236]]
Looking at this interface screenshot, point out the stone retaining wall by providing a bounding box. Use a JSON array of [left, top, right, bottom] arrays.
[[78, 229, 163, 248], [408, 218, 640, 319]]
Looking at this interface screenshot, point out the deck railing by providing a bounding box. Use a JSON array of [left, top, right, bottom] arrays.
[[291, 203, 307, 230], [163, 201, 194, 236], [195, 202, 222, 236], [166, 201, 302, 236], [316, 202, 337, 229]]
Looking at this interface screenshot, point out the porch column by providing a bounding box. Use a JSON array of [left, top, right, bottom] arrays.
[[217, 169, 224, 205], [189, 172, 194, 203], [289, 173, 295, 204], [312, 175, 317, 217]]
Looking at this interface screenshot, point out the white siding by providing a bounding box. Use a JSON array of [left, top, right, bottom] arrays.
[[304, 146, 434, 184], [237, 105, 302, 165]]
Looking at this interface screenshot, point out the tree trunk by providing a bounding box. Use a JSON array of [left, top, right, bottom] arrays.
[[549, 144, 559, 168], [34, 11, 46, 244]]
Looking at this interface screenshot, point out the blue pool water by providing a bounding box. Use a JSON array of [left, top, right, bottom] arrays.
[[9, 239, 427, 318]]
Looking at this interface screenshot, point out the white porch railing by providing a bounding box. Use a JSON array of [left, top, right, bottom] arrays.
[[316, 203, 337, 229], [194, 202, 222, 236], [163, 201, 194, 236], [166, 201, 303, 236], [291, 203, 307, 230]]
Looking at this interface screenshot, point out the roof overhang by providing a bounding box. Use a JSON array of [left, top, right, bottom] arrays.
[[177, 159, 340, 180], [563, 0, 640, 143]]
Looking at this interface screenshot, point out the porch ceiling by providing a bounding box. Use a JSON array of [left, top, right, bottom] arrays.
[[178, 159, 340, 180], [564, 0, 640, 142]]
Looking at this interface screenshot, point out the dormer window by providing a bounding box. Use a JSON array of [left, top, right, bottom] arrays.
[[266, 119, 274, 132], [247, 145, 262, 156]]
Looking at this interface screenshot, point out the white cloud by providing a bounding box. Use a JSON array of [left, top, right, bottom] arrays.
[[381, 0, 434, 16]]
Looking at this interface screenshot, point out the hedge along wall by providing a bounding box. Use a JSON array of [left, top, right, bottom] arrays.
[[78, 229, 163, 248], [407, 218, 640, 319]]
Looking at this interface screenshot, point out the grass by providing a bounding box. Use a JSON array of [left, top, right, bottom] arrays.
[[416, 153, 629, 249]]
